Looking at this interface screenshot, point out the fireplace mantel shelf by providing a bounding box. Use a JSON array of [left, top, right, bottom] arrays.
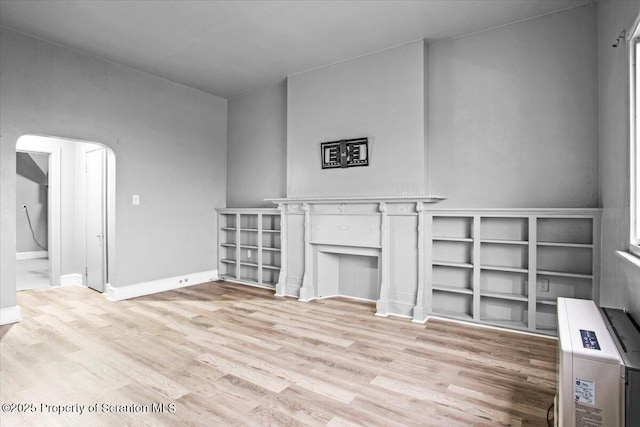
[[265, 195, 446, 204]]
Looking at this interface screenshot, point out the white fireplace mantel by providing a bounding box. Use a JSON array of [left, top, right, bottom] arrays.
[[268, 195, 445, 319]]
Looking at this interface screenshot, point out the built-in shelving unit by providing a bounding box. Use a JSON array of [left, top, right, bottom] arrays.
[[222, 202, 600, 336], [428, 209, 600, 335], [478, 216, 530, 329], [430, 216, 475, 320], [533, 216, 597, 334], [217, 208, 281, 290]]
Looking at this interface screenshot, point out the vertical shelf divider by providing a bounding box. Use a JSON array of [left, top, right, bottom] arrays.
[[235, 213, 240, 280], [275, 204, 287, 296], [472, 215, 481, 321], [424, 213, 434, 317], [592, 216, 601, 303], [412, 203, 426, 322], [528, 215, 537, 331], [257, 212, 263, 285], [217, 211, 221, 275]]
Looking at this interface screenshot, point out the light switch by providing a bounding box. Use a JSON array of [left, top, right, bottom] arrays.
[[132, 195, 140, 205]]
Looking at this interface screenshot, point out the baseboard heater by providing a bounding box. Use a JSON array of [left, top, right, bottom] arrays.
[[556, 298, 640, 426]]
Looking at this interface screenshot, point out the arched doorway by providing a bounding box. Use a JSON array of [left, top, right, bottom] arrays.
[[15, 135, 116, 293]]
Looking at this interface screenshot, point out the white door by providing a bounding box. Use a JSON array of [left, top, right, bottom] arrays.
[[86, 148, 105, 292]]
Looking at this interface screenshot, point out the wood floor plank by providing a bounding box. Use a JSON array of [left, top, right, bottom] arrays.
[[1, 281, 557, 426]]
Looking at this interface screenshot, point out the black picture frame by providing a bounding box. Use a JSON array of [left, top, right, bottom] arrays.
[[320, 137, 369, 169]]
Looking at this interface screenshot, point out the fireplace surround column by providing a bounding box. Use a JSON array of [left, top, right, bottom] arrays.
[[375, 202, 389, 316], [274, 203, 287, 296], [299, 203, 314, 301]]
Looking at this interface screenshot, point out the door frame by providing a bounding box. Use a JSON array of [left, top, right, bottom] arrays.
[[84, 146, 107, 292], [15, 145, 61, 287]]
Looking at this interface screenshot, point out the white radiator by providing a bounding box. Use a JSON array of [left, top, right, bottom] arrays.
[[556, 298, 625, 426]]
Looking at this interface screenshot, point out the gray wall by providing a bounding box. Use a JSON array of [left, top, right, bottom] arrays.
[[283, 6, 599, 206], [287, 41, 428, 197], [429, 4, 599, 208], [227, 82, 287, 207], [598, 0, 640, 318], [0, 27, 227, 309], [16, 153, 48, 253]]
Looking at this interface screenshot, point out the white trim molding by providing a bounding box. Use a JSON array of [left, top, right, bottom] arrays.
[[16, 251, 48, 260], [106, 270, 219, 301], [425, 314, 558, 340], [617, 250, 640, 271], [60, 273, 84, 287], [0, 306, 22, 325]]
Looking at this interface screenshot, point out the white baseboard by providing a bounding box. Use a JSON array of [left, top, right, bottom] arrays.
[[316, 294, 377, 303], [106, 270, 218, 301], [426, 315, 558, 340], [0, 305, 22, 325], [60, 273, 83, 287], [16, 251, 48, 261]]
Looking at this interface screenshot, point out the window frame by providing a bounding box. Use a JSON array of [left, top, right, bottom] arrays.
[[631, 18, 640, 258]]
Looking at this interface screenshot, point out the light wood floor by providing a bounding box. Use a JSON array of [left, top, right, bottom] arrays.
[[1, 281, 557, 426]]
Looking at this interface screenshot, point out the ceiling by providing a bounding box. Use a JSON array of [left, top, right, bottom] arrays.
[[0, 0, 592, 99]]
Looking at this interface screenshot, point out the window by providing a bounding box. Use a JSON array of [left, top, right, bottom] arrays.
[[632, 20, 640, 257]]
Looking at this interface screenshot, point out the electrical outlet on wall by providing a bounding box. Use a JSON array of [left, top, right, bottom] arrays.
[[247, 250, 251, 258], [537, 278, 550, 292]]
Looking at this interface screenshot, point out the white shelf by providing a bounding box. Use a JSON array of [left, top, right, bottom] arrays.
[[537, 241, 593, 249], [480, 265, 528, 274], [480, 239, 528, 246], [480, 291, 528, 302], [239, 261, 258, 267], [537, 269, 592, 279], [433, 236, 473, 243], [432, 284, 473, 295], [433, 260, 473, 269], [263, 247, 281, 252]]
